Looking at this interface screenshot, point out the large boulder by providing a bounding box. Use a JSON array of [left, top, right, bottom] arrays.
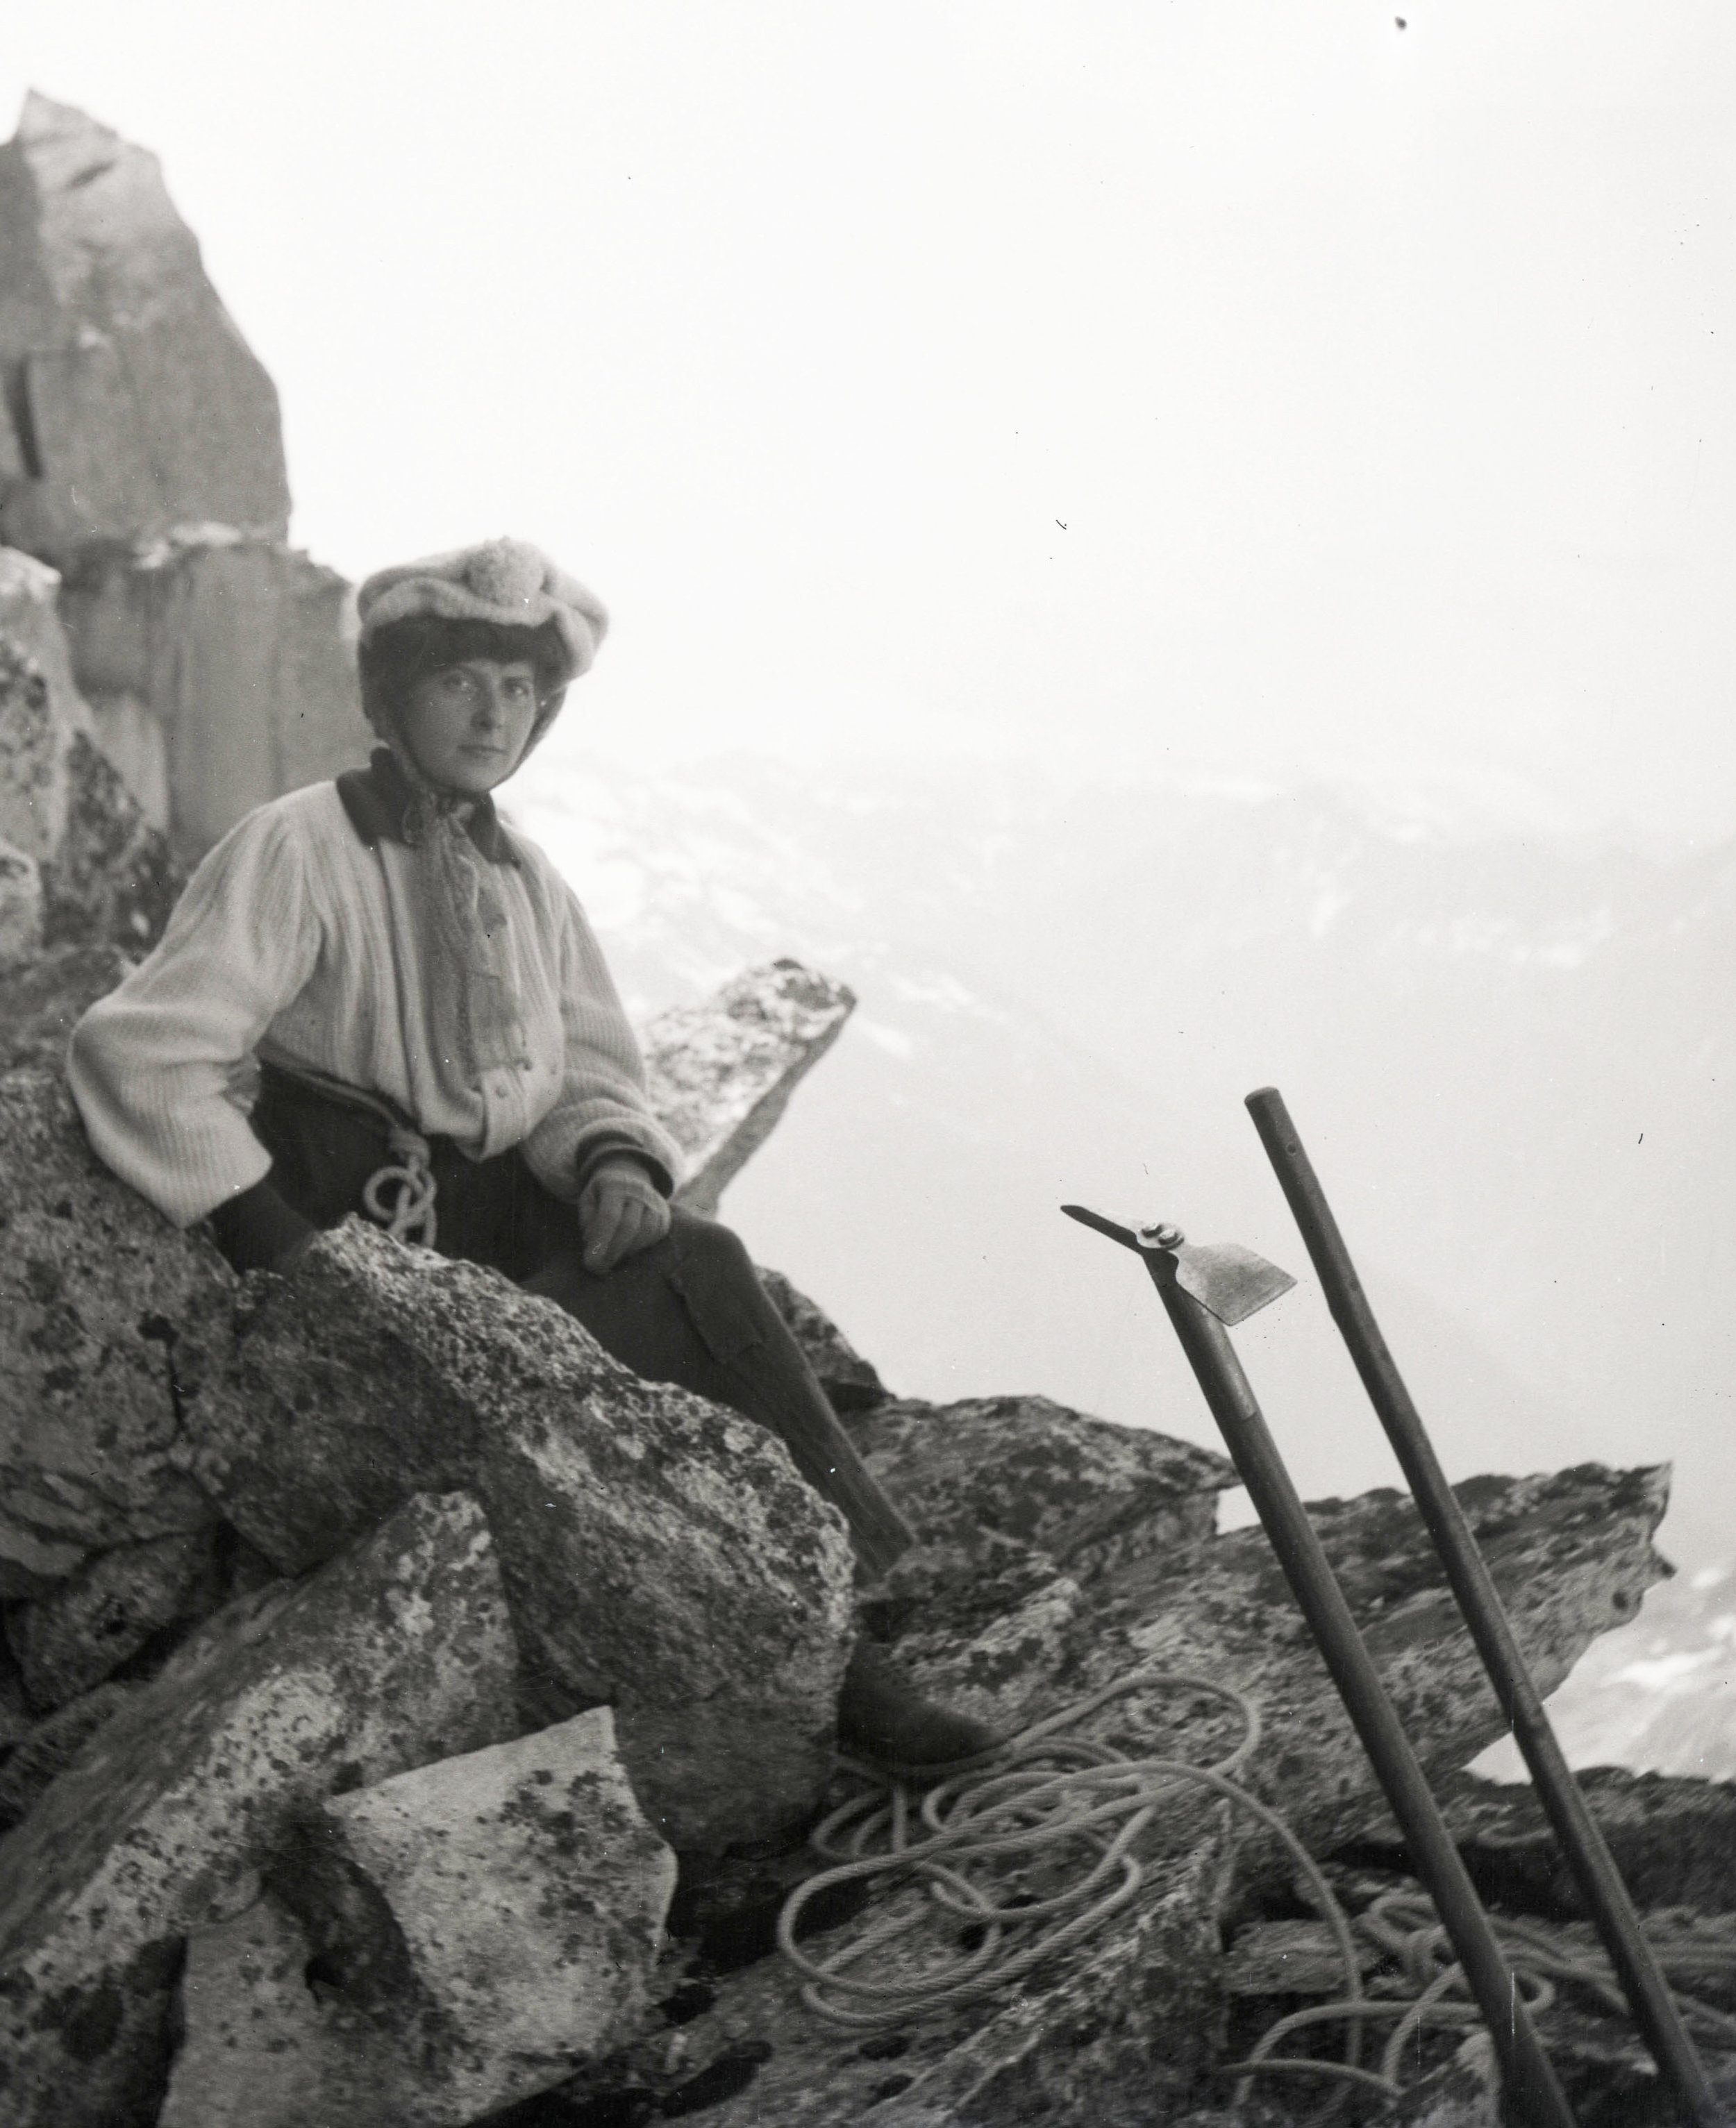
[[0, 1068, 231, 1592], [643, 959, 856, 1214], [0, 94, 290, 561], [0, 1490, 519, 2128], [0, 548, 180, 948], [162, 1708, 676, 2127], [56, 530, 368, 863], [177, 1218, 857, 1851]]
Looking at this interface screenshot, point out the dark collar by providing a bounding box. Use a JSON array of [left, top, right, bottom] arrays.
[[336, 748, 520, 865]]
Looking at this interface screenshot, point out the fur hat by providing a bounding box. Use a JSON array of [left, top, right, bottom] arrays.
[[356, 538, 608, 683]]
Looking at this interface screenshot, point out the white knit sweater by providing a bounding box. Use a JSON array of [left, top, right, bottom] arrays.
[[67, 782, 683, 1228]]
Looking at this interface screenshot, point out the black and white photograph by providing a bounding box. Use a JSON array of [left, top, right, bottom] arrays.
[[0, 6, 1730, 2123]]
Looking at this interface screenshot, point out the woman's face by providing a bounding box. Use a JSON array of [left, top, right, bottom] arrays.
[[399, 657, 541, 794]]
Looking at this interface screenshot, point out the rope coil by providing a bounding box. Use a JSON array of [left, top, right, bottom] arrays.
[[360, 1123, 439, 1248], [780, 1668, 1736, 2114], [778, 1673, 1360, 2038]]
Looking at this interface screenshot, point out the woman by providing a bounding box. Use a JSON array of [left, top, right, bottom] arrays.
[[68, 537, 1001, 1777]]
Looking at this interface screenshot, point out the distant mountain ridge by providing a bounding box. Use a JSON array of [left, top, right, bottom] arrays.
[[516, 745, 1735, 1582]]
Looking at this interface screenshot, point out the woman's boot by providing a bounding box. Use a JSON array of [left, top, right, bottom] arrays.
[[837, 1640, 1008, 1776]]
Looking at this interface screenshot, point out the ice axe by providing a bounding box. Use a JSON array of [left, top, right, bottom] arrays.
[[1060, 1201, 1578, 2128], [1244, 1085, 1720, 2128]]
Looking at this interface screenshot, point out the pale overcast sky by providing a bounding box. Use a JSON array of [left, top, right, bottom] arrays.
[[3, 2, 1732, 836]]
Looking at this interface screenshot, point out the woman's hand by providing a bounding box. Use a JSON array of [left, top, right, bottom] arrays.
[[578, 1157, 672, 1275]]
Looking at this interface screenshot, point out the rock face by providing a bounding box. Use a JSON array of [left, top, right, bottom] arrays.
[[0, 828, 40, 966], [0, 1491, 519, 2128], [5, 1525, 222, 1711], [162, 1708, 677, 2127], [0, 94, 365, 867], [0, 548, 181, 948], [0, 938, 135, 1069], [0, 94, 290, 561], [178, 1218, 857, 1851], [57, 530, 368, 862], [643, 959, 856, 1214], [1367, 1763, 1736, 1918], [0, 1068, 231, 1591], [851, 1391, 1235, 1577]]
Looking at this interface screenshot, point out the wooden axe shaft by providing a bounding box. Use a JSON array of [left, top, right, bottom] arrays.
[[1147, 1259, 1578, 2128], [1246, 1084, 1719, 2128]]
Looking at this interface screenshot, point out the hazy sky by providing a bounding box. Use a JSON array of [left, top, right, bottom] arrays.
[[3, 2, 1733, 836]]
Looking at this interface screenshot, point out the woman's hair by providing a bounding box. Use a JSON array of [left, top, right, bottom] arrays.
[[358, 614, 571, 734]]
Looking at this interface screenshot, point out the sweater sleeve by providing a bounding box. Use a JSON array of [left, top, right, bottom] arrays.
[[519, 880, 685, 1203], [67, 805, 324, 1228]]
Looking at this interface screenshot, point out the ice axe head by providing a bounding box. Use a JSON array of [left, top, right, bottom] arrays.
[[1059, 1205, 1296, 1326]]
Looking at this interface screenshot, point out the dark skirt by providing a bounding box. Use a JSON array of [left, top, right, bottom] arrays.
[[249, 1065, 912, 1577]]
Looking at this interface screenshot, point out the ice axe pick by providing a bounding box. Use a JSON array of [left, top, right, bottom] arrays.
[[1056, 1207, 1295, 1324]]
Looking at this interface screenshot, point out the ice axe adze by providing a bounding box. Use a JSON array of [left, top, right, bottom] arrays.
[[1060, 1202, 1578, 2128], [1244, 1085, 1720, 2128]]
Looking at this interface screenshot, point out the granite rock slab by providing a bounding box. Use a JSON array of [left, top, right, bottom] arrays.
[[896, 1463, 1673, 1864], [0, 1490, 518, 2128], [180, 1218, 857, 1851], [642, 959, 855, 1215], [162, 1708, 675, 2127]]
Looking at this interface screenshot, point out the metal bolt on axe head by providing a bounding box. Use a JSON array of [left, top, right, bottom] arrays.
[[1059, 1205, 1296, 1326]]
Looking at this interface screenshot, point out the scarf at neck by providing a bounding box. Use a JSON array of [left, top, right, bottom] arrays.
[[337, 747, 526, 1098]]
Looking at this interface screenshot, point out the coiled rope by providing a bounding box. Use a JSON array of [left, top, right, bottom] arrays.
[[778, 1672, 1363, 2052], [360, 1122, 440, 1248], [778, 1668, 1736, 2113], [1233, 1889, 1736, 2108]]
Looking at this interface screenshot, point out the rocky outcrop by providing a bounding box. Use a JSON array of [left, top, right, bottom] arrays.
[[851, 1391, 1235, 1577], [57, 530, 367, 862], [0, 548, 181, 949], [0, 1069, 230, 1591], [163, 1708, 675, 2127], [1355, 1763, 1736, 1918], [888, 1464, 1670, 1859], [0, 1491, 518, 2128], [0, 94, 290, 562], [0, 92, 365, 866], [178, 1217, 857, 1851], [644, 959, 856, 1214], [517, 1461, 1675, 2128], [0, 939, 136, 1069]]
